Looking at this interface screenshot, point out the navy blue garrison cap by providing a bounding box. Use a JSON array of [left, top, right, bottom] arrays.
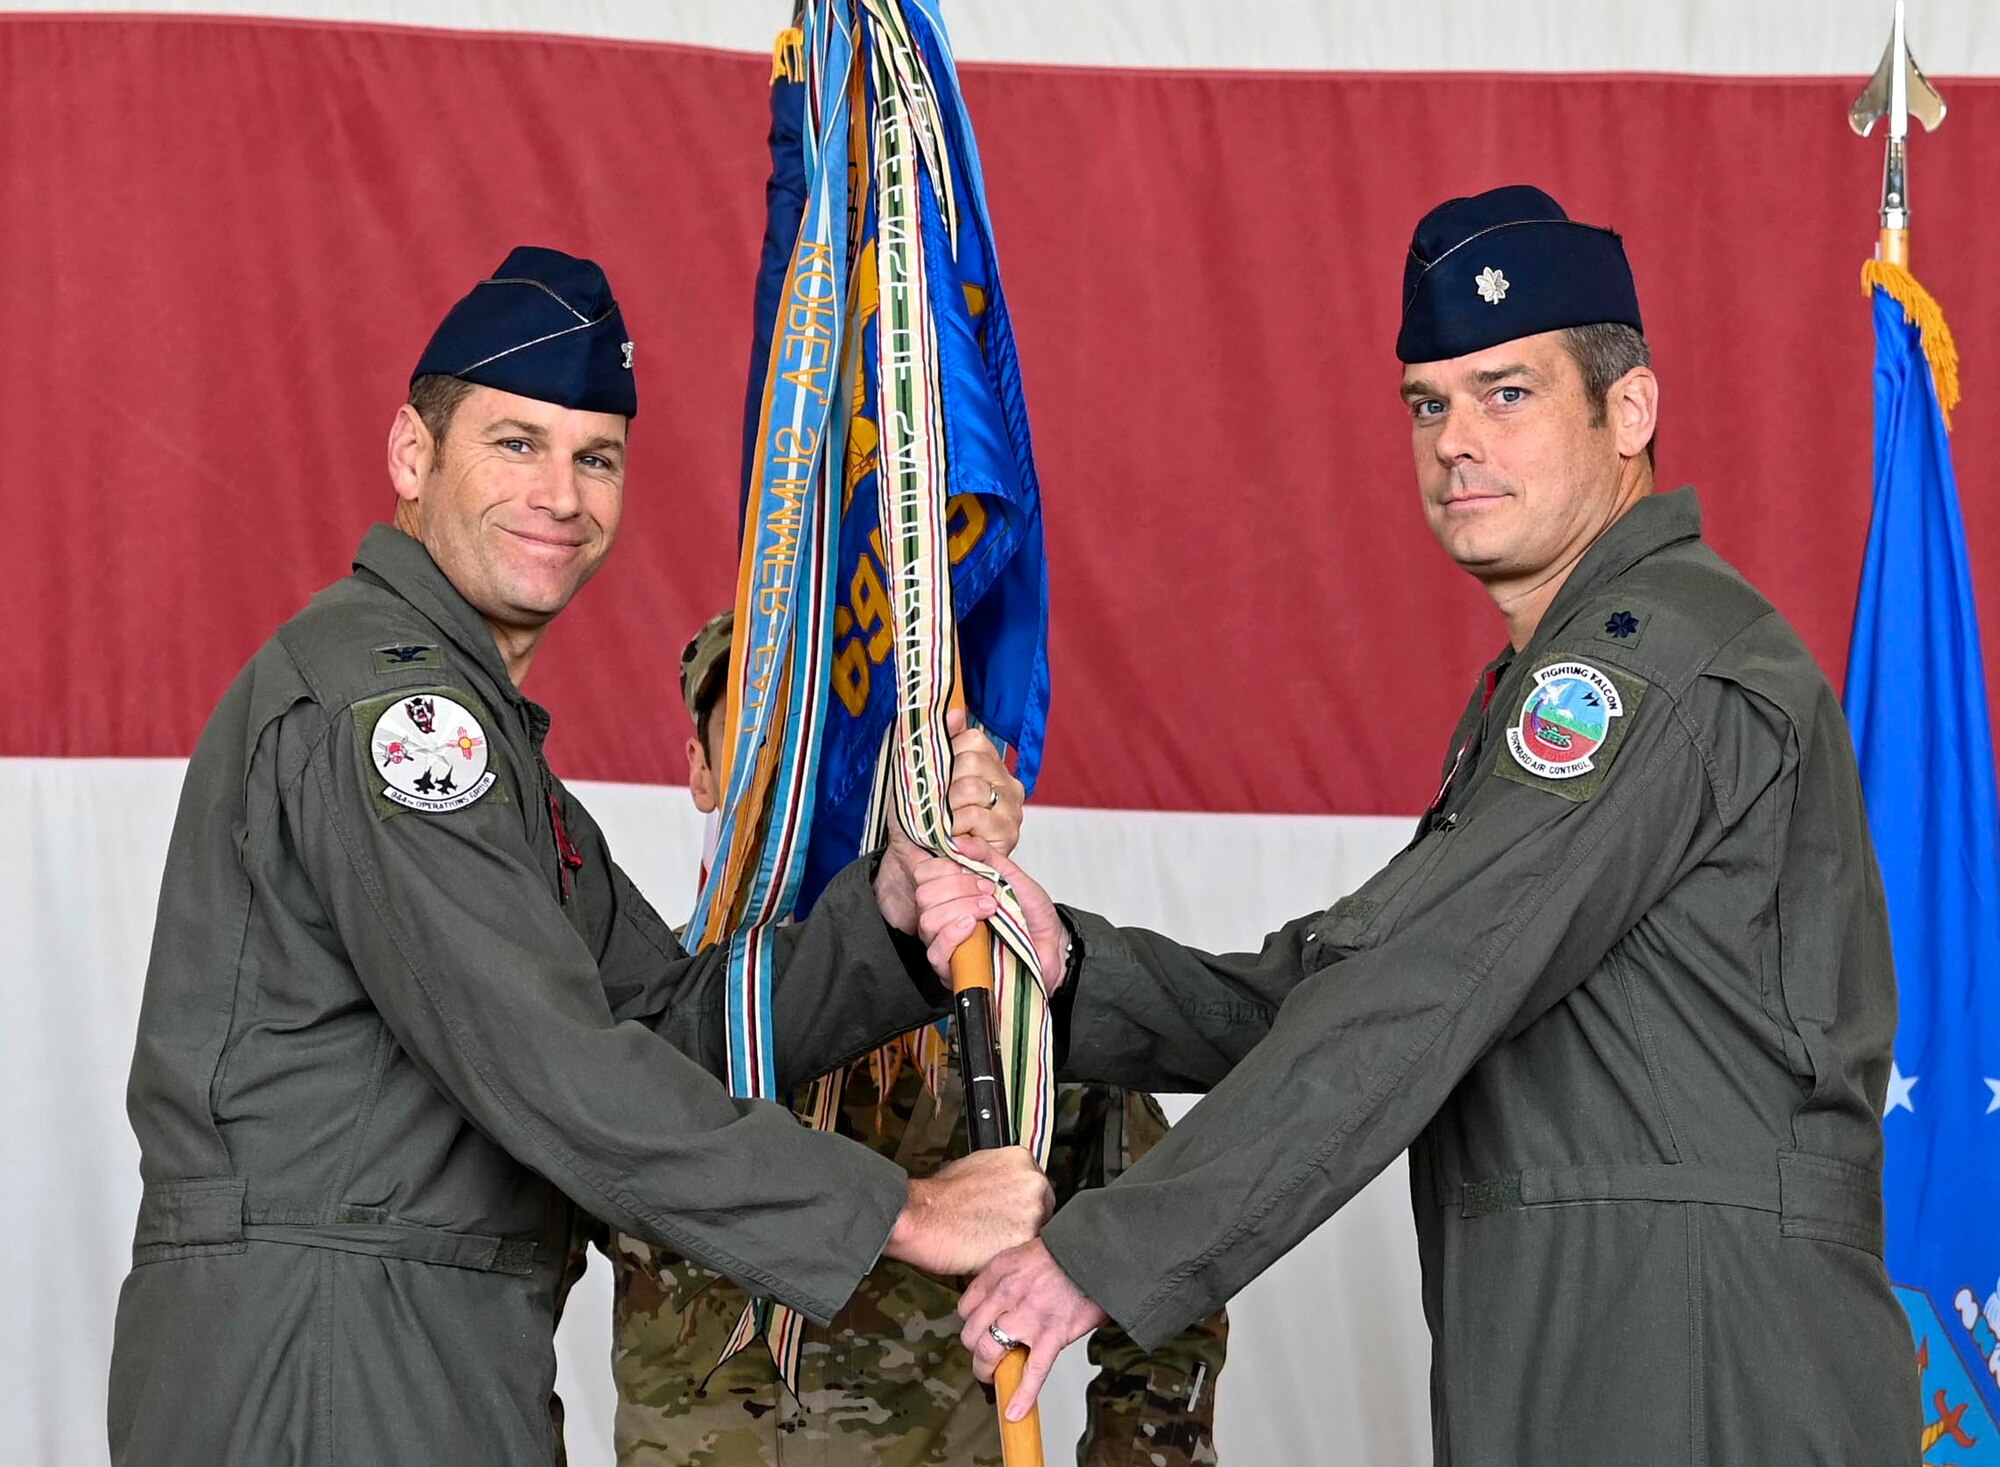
[[1397, 185, 1642, 364], [412, 246, 637, 418]]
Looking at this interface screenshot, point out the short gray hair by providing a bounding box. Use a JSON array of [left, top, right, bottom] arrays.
[[1561, 323, 1655, 461]]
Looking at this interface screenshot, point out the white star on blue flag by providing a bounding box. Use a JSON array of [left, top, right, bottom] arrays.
[[1884, 1061, 1919, 1115]]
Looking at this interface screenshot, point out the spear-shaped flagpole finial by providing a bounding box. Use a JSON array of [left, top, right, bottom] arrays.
[[1850, 0, 1947, 267]]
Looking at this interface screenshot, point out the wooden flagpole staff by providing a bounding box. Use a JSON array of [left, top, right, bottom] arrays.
[[942, 675, 1045, 1467]]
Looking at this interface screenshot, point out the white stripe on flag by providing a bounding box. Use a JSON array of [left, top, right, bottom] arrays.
[[8, 1, 1999, 76]]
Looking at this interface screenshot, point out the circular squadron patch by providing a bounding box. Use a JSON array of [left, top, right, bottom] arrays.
[[1507, 661, 1624, 780], [370, 693, 496, 812]]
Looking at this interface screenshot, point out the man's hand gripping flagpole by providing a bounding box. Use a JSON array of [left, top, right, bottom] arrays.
[[904, 809, 1111, 1426], [881, 673, 1051, 1465]]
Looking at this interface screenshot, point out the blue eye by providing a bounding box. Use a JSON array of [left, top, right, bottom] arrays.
[[499, 438, 533, 454], [1494, 386, 1527, 405], [1412, 399, 1445, 420]]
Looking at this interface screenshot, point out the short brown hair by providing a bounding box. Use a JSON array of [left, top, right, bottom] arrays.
[[407, 373, 477, 455], [1561, 323, 1656, 462]]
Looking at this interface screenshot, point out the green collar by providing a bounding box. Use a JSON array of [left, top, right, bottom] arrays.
[[352, 523, 523, 707]]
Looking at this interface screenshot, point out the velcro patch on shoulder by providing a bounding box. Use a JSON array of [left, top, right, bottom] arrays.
[[372, 643, 442, 674], [1592, 607, 1649, 650], [352, 688, 505, 818], [1495, 656, 1648, 803]]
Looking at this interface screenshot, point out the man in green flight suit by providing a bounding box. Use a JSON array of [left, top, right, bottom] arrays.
[[912, 186, 1923, 1464], [602, 612, 1228, 1466], [107, 246, 1055, 1467]]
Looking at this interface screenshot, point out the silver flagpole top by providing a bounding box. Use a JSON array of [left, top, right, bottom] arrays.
[[1850, 0, 1946, 262]]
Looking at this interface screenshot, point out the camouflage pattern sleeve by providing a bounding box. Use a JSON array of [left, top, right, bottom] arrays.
[[1049, 1086, 1229, 1466], [1078, 1312, 1226, 1467], [610, 1057, 1001, 1467], [605, 1067, 1229, 1466]]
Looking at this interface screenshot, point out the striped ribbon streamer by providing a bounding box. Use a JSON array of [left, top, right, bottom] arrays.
[[689, 2, 859, 1386], [696, 0, 1055, 1385], [688, 6, 856, 1093], [864, 0, 1056, 1164]]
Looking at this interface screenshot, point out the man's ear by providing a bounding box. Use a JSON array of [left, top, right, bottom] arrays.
[[388, 404, 436, 506], [687, 734, 719, 814], [1610, 366, 1659, 462]]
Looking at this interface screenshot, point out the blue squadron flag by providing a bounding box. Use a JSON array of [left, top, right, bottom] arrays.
[[1845, 259, 2000, 1454], [733, 15, 1050, 917], [690, 0, 1055, 1386]]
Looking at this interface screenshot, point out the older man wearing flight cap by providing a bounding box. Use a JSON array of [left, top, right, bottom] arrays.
[[106, 246, 1050, 1467], [908, 186, 1920, 1462]]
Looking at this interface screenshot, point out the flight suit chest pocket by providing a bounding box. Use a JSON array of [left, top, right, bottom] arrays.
[[1312, 826, 1457, 963]]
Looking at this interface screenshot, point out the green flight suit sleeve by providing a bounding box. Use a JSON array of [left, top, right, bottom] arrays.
[[285, 695, 941, 1325], [1041, 669, 1779, 1348], [589, 838, 948, 1089], [1049, 911, 1319, 1093]]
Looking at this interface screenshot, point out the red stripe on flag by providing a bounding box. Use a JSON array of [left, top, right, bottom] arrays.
[[6, 16, 1999, 816]]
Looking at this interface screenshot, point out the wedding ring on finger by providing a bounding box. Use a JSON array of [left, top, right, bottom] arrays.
[[988, 1321, 1023, 1352]]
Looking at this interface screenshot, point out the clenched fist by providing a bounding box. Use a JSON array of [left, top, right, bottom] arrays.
[[881, 1146, 1054, 1276]]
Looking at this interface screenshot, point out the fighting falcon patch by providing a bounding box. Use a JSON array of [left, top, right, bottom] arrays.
[[1497, 657, 1647, 802], [367, 692, 496, 813]]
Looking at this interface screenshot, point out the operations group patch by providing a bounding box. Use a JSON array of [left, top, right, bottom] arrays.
[[369, 692, 496, 813], [1506, 660, 1625, 781]]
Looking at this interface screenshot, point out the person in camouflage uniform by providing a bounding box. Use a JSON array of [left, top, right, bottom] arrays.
[[601, 614, 1228, 1467]]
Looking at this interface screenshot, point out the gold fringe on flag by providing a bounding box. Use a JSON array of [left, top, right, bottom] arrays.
[[771, 25, 805, 84], [1863, 258, 1962, 426]]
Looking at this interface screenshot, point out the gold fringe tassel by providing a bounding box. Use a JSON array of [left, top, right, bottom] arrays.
[[771, 26, 806, 85], [1863, 258, 1962, 428]]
